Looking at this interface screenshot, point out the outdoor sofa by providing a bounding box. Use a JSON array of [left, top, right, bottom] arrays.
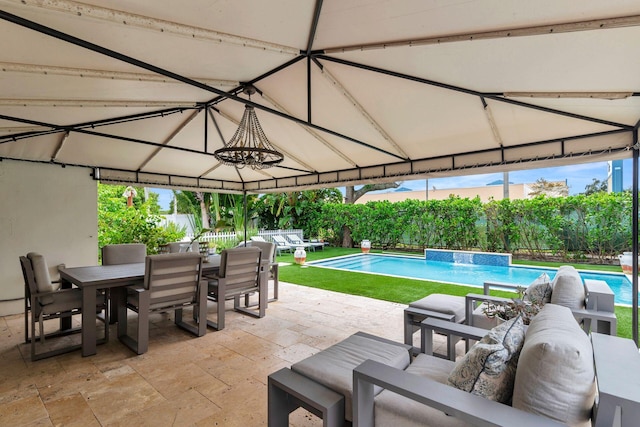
[[268, 303, 640, 426], [404, 265, 617, 358]]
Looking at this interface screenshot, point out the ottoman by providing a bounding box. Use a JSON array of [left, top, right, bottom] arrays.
[[289, 332, 411, 422], [404, 294, 466, 359]]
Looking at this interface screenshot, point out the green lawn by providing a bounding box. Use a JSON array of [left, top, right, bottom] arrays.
[[277, 247, 635, 339]]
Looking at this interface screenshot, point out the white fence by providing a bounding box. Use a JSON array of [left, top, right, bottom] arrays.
[[186, 229, 304, 246]]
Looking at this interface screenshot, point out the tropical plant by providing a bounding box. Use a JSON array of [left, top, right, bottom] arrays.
[[254, 189, 342, 238], [482, 287, 543, 325], [98, 184, 185, 255]]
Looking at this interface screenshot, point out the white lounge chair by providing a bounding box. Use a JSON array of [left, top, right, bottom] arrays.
[[271, 235, 293, 254], [286, 234, 324, 251]]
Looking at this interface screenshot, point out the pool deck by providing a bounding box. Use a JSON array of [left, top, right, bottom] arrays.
[[0, 281, 459, 426]]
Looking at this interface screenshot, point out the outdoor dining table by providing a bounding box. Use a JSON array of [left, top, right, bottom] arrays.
[[58, 257, 221, 357]]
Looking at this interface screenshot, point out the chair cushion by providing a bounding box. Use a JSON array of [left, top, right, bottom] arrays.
[[291, 333, 410, 422], [512, 304, 595, 427], [523, 272, 552, 304], [374, 354, 469, 427], [550, 266, 585, 310], [27, 252, 59, 293], [409, 294, 466, 323], [447, 316, 525, 403]]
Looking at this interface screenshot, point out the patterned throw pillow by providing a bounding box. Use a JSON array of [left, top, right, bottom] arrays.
[[447, 315, 526, 403], [523, 272, 552, 304]]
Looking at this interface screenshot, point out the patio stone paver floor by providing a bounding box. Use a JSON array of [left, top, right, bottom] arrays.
[[0, 282, 456, 426]]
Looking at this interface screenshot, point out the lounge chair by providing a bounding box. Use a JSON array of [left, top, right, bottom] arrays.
[[21, 253, 108, 361], [204, 246, 265, 330], [117, 252, 207, 354], [286, 234, 324, 251], [271, 235, 293, 254]]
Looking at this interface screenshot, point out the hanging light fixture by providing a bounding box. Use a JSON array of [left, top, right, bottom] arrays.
[[214, 86, 284, 170]]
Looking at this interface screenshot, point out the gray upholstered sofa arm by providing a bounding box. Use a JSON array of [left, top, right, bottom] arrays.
[[352, 359, 565, 427]]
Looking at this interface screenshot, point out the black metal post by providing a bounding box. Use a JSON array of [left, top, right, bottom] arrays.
[[243, 190, 248, 246], [633, 129, 639, 345]]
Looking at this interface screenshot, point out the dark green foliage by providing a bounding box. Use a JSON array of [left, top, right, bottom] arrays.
[[308, 192, 634, 261]]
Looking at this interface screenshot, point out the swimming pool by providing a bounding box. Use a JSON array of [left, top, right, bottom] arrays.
[[308, 253, 634, 305]]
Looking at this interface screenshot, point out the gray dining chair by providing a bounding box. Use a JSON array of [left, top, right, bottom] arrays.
[[205, 246, 264, 330], [101, 243, 147, 323], [117, 252, 207, 355], [166, 241, 200, 253], [101, 243, 147, 265], [244, 240, 279, 304], [20, 253, 108, 361]]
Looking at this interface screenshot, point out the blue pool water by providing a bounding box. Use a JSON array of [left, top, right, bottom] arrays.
[[309, 254, 635, 305]]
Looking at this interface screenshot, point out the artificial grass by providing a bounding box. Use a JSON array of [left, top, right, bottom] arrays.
[[277, 247, 635, 339]]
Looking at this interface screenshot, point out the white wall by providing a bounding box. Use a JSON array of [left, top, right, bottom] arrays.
[[160, 213, 195, 235], [0, 160, 98, 316]]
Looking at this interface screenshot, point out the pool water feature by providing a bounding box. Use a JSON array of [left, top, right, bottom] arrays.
[[308, 253, 634, 306]]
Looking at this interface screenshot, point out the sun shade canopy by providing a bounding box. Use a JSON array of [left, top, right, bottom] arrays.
[[0, 0, 639, 193]]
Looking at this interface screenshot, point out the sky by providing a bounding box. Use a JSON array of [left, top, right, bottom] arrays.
[[395, 159, 633, 195], [150, 159, 634, 210]]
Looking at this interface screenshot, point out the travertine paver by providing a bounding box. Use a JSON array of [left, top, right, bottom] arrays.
[[0, 282, 457, 426]]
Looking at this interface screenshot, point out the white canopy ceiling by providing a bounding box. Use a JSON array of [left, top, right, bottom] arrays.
[[1, 0, 639, 193]]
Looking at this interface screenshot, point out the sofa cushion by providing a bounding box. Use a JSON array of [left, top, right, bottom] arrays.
[[375, 354, 469, 427], [447, 316, 525, 403], [550, 266, 585, 310], [409, 294, 466, 323], [523, 272, 552, 304], [512, 304, 595, 427], [291, 333, 410, 422]]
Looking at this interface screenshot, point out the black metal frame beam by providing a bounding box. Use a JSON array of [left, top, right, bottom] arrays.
[[633, 122, 639, 345], [0, 10, 404, 161], [57, 127, 630, 194], [305, 0, 324, 123], [0, 108, 194, 144], [314, 54, 634, 131]]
